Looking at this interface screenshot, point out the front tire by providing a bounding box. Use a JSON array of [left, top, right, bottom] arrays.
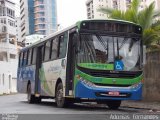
[[55, 83, 66, 108], [107, 100, 121, 110]]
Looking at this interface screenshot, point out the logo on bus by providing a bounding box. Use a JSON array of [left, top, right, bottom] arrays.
[[112, 80, 116, 84]]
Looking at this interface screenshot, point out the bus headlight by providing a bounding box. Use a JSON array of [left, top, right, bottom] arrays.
[[130, 82, 142, 89], [79, 77, 96, 87]]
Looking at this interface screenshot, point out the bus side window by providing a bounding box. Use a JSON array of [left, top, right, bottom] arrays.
[[51, 37, 58, 60], [19, 52, 23, 67], [44, 41, 51, 61], [23, 51, 27, 66], [58, 32, 68, 58], [32, 48, 37, 65], [28, 49, 32, 65]]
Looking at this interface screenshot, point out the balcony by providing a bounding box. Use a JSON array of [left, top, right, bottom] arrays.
[[34, 7, 45, 13], [35, 26, 46, 32], [34, 1, 44, 7], [34, 13, 45, 19], [36, 30, 46, 35], [35, 20, 45, 25], [0, 43, 17, 54]]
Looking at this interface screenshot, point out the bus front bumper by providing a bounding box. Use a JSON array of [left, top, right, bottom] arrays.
[[75, 81, 143, 100]]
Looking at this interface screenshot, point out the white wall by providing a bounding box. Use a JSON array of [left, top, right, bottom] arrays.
[[0, 60, 18, 94]]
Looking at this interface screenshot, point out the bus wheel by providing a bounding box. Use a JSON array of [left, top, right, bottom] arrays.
[[55, 83, 66, 108], [107, 100, 121, 110], [34, 97, 41, 104], [27, 84, 35, 104]]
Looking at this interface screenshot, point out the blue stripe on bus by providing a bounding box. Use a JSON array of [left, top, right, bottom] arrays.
[[75, 81, 142, 100]]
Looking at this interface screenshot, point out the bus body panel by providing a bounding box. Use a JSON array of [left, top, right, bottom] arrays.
[[75, 80, 142, 100], [17, 65, 36, 94], [74, 69, 143, 100], [39, 58, 67, 97]]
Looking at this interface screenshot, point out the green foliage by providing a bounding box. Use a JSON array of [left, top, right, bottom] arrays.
[[98, 0, 160, 51]]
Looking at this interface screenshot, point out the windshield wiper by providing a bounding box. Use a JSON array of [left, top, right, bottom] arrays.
[[119, 37, 127, 50]]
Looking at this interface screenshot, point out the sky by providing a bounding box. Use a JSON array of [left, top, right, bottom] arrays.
[[57, 0, 87, 28], [14, 0, 87, 28]]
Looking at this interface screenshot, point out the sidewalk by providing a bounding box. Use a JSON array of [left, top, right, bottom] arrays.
[[122, 100, 160, 112]]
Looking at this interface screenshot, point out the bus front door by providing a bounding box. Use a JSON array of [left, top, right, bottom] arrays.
[[66, 32, 77, 96]]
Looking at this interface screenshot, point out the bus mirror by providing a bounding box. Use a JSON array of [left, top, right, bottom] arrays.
[[143, 45, 146, 65]]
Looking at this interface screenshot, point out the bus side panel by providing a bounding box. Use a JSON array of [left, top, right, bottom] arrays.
[[17, 65, 36, 94], [39, 59, 66, 97]]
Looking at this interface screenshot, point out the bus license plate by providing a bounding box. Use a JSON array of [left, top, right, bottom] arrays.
[[108, 91, 120, 96]]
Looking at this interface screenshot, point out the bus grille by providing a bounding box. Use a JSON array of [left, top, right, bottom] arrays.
[[77, 66, 142, 79], [89, 72, 139, 78]]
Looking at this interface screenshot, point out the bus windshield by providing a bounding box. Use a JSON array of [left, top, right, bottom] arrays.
[[77, 34, 141, 71]]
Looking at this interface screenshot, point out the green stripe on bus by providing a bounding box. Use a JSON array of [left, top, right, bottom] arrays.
[[75, 69, 142, 85]]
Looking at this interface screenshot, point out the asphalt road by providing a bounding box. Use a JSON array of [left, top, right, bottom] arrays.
[[0, 94, 159, 120]]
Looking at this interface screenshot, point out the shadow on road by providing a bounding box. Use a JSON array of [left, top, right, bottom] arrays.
[[20, 100, 141, 113]]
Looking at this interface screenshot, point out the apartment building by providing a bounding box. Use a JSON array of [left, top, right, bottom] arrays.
[[20, 0, 57, 43], [86, 0, 160, 19], [86, 0, 108, 19], [0, 0, 18, 94]]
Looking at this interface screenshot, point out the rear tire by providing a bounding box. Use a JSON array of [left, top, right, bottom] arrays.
[[35, 97, 41, 104], [27, 84, 35, 104], [107, 100, 121, 110], [55, 83, 66, 108]]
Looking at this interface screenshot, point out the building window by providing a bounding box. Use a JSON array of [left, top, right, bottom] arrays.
[[10, 54, 16, 59]]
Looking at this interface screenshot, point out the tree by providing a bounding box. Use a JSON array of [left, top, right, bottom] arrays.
[[98, 0, 160, 51]]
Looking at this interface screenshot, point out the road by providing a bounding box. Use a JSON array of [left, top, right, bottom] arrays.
[[0, 94, 159, 120]]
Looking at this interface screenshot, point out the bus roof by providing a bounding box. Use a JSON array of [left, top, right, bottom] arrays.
[[20, 19, 141, 52], [20, 24, 77, 51], [76, 19, 141, 28]]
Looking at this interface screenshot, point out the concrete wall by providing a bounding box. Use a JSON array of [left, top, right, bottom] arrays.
[[143, 51, 160, 101], [0, 60, 18, 95]]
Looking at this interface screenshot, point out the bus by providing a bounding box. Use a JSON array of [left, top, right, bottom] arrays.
[[17, 19, 144, 109]]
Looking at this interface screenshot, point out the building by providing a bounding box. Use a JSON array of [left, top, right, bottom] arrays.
[[86, 0, 160, 19], [20, 0, 34, 42], [34, 0, 57, 35], [86, 0, 108, 19], [0, 0, 18, 94], [20, 0, 57, 43], [86, 0, 132, 19]]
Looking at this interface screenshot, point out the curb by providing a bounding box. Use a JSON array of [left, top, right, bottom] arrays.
[[0, 93, 17, 96]]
